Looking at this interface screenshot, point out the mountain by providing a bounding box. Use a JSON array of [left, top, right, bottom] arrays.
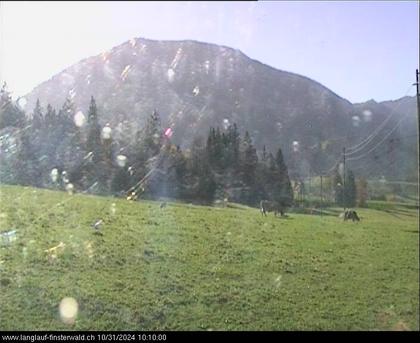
[[23, 37, 418, 181]]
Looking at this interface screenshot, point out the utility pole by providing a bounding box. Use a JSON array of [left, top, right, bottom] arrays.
[[415, 69, 419, 205], [320, 174, 323, 217], [343, 147, 346, 211], [415, 69, 420, 171]]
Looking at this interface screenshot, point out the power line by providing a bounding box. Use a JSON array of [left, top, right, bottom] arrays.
[[346, 84, 415, 154], [321, 158, 341, 175], [346, 110, 410, 161], [316, 84, 415, 175]]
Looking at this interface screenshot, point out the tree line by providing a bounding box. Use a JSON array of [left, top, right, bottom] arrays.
[[0, 84, 295, 207]]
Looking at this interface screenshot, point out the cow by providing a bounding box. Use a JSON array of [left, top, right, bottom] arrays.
[[260, 200, 285, 217], [343, 210, 360, 222]]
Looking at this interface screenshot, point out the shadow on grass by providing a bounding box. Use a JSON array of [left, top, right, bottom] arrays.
[[403, 230, 419, 234], [275, 215, 294, 220]]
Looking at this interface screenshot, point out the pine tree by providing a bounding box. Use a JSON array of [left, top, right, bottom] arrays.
[[263, 152, 278, 200], [239, 131, 258, 204], [241, 132, 258, 178], [333, 168, 344, 206], [216, 127, 224, 169], [15, 118, 42, 186], [86, 96, 103, 163], [356, 177, 368, 207], [231, 123, 240, 167], [206, 128, 215, 166], [172, 145, 188, 199], [59, 97, 76, 132], [0, 83, 25, 129], [111, 167, 131, 195], [274, 148, 294, 207], [344, 170, 357, 208], [188, 135, 216, 201], [32, 99, 43, 129], [44, 104, 55, 128], [143, 109, 162, 158], [261, 145, 267, 163]]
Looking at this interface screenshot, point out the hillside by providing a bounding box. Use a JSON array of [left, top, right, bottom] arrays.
[[21, 37, 418, 181], [0, 185, 418, 330]]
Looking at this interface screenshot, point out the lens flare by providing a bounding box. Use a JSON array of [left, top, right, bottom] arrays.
[[116, 155, 127, 167], [59, 297, 78, 324], [362, 110, 372, 122], [66, 183, 74, 195], [51, 168, 59, 183], [101, 125, 112, 140], [164, 128, 173, 138], [120, 65, 131, 81], [352, 116, 361, 127], [167, 68, 175, 83], [223, 119, 230, 130], [74, 111, 86, 127], [17, 97, 27, 109]]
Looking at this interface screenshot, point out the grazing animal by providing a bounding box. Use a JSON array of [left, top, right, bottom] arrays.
[[260, 200, 285, 217], [91, 219, 103, 234], [160, 202, 167, 209], [343, 210, 360, 222]]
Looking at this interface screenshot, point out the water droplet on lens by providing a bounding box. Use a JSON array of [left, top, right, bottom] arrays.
[[120, 65, 131, 81], [110, 203, 116, 215], [61, 171, 69, 184], [116, 154, 127, 167], [352, 115, 360, 127], [167, 68, 175, 83], [66, 183, 74, 195], [51, 168, 59, 183], [164, 127, 173, 138], [59, 297, 78, 324], [362, 110, 372, 122], [223, 118, 230, 130], [74, 111, 86, 127], [17, 97, 27, 109], [101, 125, 112, 140]]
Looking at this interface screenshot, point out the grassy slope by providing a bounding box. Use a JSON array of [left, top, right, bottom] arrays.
[[0, 185, 418, 331]]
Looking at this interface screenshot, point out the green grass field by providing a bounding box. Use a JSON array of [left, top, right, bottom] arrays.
[[0, 185, 418, 331]]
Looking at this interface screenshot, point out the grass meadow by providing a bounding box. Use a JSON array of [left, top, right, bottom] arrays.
[[0, 185, 418, 330]]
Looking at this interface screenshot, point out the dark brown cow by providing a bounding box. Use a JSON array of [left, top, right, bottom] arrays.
[[260, 200, 285, 217], [343, 210, 360, 222]]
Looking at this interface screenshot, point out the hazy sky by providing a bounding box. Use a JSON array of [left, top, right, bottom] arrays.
[[0, 1, 418, 103]]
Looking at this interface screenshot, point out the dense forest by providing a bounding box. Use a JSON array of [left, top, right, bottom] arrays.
[[1, 83, 309, 207]]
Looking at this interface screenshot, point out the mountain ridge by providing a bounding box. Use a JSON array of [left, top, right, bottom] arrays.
[[23, 36, 418, 181]]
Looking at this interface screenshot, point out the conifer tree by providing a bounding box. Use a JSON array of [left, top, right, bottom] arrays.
[[344, 170, 357, 207], [143, 109, 162, 158], [356, 177, 368, 207], [239, 131, 259, 204], [86, 96, 103, 163], [32, 99, 43, 129], [333, 168, 344, 206], [241, 131, 258, 178], [274, 147, 294, 207], [44, 104, 55, 128], [0, 83, 25, 129]]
